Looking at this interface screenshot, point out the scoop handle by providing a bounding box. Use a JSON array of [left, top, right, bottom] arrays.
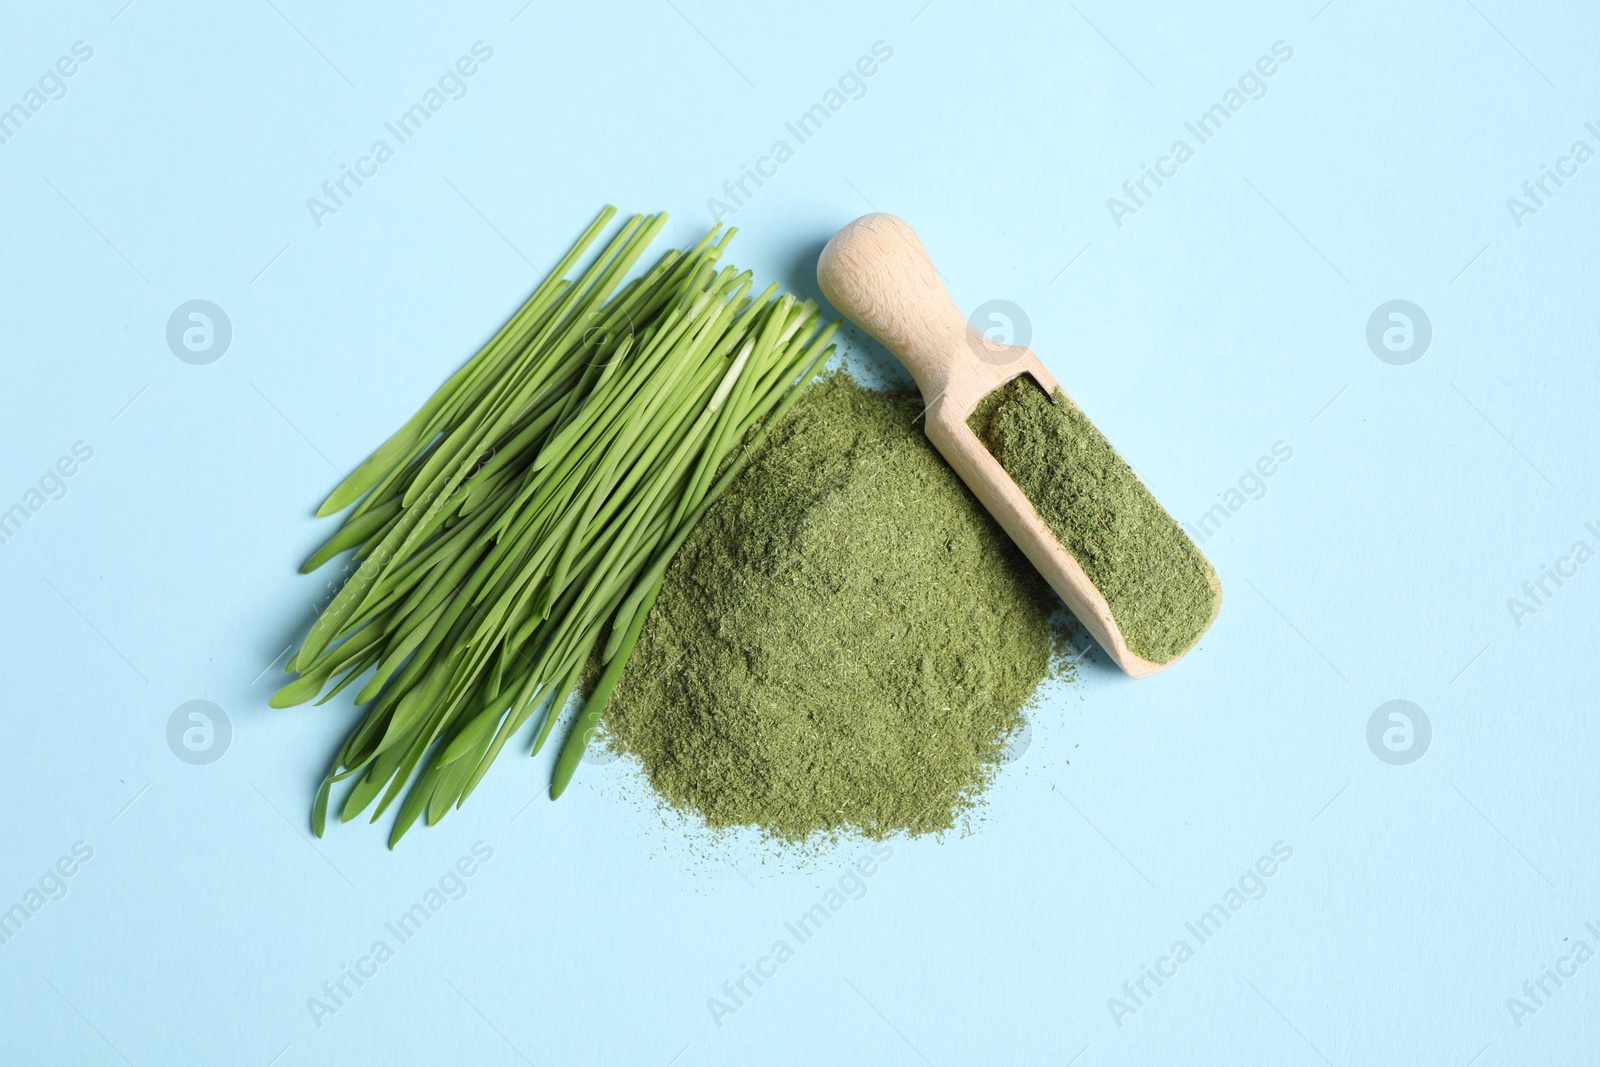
[[817, 214, 978, 401]]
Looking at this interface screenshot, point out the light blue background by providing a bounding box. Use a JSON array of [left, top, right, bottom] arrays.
[[2, 1, 1596, 1064]]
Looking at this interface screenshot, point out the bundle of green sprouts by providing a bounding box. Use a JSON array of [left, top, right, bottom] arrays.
[[271, 207, 837, 845]]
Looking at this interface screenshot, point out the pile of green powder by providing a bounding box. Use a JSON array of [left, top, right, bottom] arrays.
[[968, 377, 1217, 664], [602, 373, 1073, 841]]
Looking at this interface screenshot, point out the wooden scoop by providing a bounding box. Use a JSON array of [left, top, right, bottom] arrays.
[[816, 213, 1218, 678]]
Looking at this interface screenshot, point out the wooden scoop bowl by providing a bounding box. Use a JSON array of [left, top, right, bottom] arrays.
[[817, 213, 1218, 678]]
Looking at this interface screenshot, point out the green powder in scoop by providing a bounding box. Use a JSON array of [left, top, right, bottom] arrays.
[[968, 376, 1216, 665], [602, 373, 1074, 841]]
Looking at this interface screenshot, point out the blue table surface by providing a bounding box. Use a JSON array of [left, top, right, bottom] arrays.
[[2, 1, 1597, 1064]]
